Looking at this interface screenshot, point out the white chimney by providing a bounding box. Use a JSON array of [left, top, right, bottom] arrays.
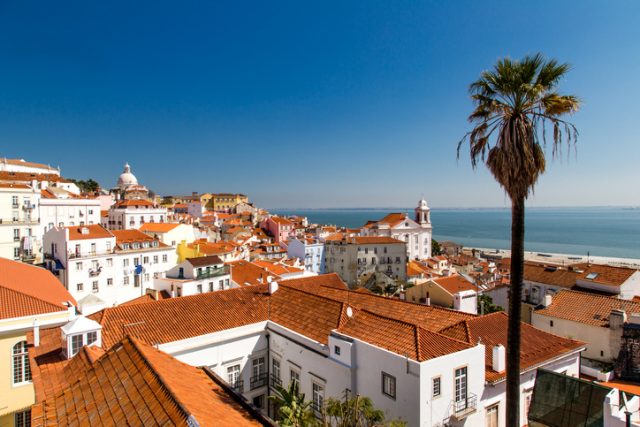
[[426, 297, 431, 306], [543, 293, 553, 307], [269, 280, 279, 295], [33, 319, 40, 347], [492, 344, 506, 373]]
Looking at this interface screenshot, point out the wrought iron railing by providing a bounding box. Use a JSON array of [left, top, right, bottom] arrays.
[[250, 372, 267, 390]]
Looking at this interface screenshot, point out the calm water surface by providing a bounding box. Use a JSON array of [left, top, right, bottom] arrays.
[[270, 207, 640, 259]]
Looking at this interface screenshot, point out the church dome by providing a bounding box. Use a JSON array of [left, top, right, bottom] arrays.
[[117, 163, 138, 189]]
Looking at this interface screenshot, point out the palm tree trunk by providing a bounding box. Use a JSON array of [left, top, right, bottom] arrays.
[[506, 196, 525, 427]]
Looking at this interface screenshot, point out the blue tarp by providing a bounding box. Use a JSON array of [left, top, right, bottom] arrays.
[[134, 265, 143, 275]]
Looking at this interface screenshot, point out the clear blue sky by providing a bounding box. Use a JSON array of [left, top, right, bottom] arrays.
[[1, 0, 638, 208]]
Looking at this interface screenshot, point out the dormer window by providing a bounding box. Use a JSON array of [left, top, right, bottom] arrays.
[[61, 316, 102, 359]]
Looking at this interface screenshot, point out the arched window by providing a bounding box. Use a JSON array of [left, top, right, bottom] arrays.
[[12, 341, 31, 384]]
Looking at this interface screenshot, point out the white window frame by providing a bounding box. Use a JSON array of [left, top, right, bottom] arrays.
[[12, 341, 31, 385]]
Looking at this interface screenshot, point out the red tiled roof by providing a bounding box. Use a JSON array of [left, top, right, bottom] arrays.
[[572, 263, 639, 286], [30, 335, 265, 426], [524, 264, 578, 288], [336, 309, 472, 362], [0, 183, 31, 189], [66, 224, 113, 241], [433, 275, 477, 294], [534, 289, 640, 328], [114, 199, 156, 208], [139, 222, 181, 232], [228, 260, 281, 286], [0, 258, 76, 319], [439, 312, 585, 382]]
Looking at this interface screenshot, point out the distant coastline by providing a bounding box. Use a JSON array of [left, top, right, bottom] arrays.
[[270, 206, 640, 260]]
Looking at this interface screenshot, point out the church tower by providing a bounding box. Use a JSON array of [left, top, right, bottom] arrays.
[[415, 198, 431, 227]]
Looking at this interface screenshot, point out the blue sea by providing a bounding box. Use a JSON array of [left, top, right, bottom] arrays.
[[270, 207, 640, 259]]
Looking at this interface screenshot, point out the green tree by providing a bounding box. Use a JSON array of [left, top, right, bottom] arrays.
[[322, 392, 406, 427], [477, 293, 503, 314], [269, 382, 317, 427], [458, 53, 579, 426], [431, 239, 443, 256], [70, 178, 100, 193]]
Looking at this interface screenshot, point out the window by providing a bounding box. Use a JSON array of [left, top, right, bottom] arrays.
[[197, 284, 203, 293], [76, 262, 83, 271], [77, 283, 84, 291], [107, 278, 113, 286], [12, 195, 18, 207], [106, 241, 111, 251], [123, 276, 130, 285], [162, 254, 168, 263], [106, 258, 113, 267], [550, 320, 554, 327], [485, 404, 499, 427], [382, 372, 396, 399], [134, 257, 140, 266], [14, 228, 20, 241], [71, 334, 83, 356], [14, 248, 20, 259], [253, 357, 265, 377], [219, 280, 224, 291], [312, 382, 325, 412], [455, 367, 468, 405], [14, 410, 31, 427], [432, 376, 441, 398], [290, 369, 300, 388], [153, 255, 158, 264], [227, 364, 241, 388], [12, 341, 31, 384], [87, 331, 98, 345], [123, 258, 130, 267], [209, 282, 214, 292], [92, 281, 99, 293], [253, 394, 265, 409], [272, 358, 281, 382], [143, 256, 149, 264], [334, 345, 341, 356], [90, 243, 96, 254]]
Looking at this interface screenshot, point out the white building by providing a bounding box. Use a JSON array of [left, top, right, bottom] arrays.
[[0, 157, 60, 175], [155, 255, 232, 297], [43, 224, 176, 311], [106, 199, 168, 230], [0, 183, 40, 262], [40, 274, 584, 426], [286, 237, 326, 274], [360, 198, 433, 260], [39, 187, 101, 231]]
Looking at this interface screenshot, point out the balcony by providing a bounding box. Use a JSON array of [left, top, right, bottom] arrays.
[[196, 267, 229, 280], [89, 266, 103, 277], [250, 372, 267, 390], [69, 250, 114, 259], [270, 374, 282, 388], [452, 393, 477, 420], [0, 218, 39, 225], [230, 379, 244, 393]]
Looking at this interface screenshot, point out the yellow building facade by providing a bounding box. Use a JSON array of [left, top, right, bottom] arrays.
[[212, 193, 248, 211]]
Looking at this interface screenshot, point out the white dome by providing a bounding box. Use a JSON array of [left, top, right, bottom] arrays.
[[117, 163, 138, 189], [417, 198, 429, 210]]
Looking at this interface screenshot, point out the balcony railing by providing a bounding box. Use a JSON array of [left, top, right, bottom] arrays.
[[250, 372, 267, 390], [452, 393, 477, 419], [196, 267, 229, 279], [230, 379, 244, 393], [0, 218, 39, 225], [270, 374, 282, 388], [69, 250, 114, 259]]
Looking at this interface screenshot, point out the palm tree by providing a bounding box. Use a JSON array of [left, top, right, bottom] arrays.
[[269, 382, 317, 426], [458, 53, 579, 426]]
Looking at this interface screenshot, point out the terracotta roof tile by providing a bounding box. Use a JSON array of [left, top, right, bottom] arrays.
[[66, 224, 113, 241], [139, 222, 181, 233], [572, 263, 639, 286], [30, 335, 265, 426], [524, 264, 578, 288], [0, 258, 76, 318], [534, 289, 640, 327], [439, 312, 585, 382], [432, 275, 477, 294]]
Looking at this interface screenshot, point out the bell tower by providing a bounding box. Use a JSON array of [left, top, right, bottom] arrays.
[[415, 198, 431, 227]]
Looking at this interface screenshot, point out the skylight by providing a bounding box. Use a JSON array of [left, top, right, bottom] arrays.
[[586, 272, 599, 280]]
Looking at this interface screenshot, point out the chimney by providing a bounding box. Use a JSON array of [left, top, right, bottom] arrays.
[[269, 280, 279, 295], [543, 293, 553, 307], [426, 297, 431, 306], [33, 319, 40, 347], [609, 309, 627, 330], [492, 344, 506, 373]]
